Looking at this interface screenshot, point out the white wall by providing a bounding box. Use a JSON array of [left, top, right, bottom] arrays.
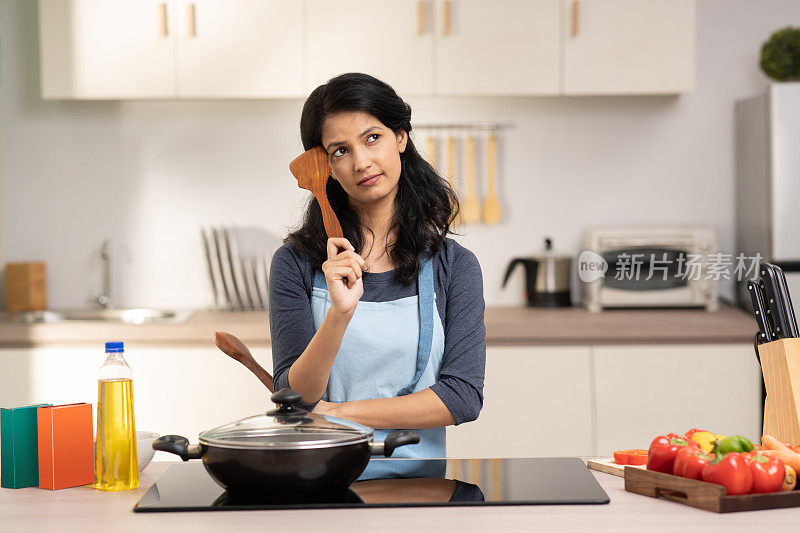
[[1, 0, 798, 310]]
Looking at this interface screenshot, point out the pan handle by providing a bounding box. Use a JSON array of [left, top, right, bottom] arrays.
[[152, 435, 203, 461], [370, 430, 420, 457]]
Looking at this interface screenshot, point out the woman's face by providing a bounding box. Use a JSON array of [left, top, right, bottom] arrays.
[[321, 110, 407, 208]]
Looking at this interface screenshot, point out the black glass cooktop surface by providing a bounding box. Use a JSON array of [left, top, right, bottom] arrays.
[[134, 458, 609, 512]]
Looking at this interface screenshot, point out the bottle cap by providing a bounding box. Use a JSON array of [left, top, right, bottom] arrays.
[[105, 341, 124, 353]]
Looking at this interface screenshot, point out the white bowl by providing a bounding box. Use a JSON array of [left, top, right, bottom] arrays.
[[136, 431, 160, 473]]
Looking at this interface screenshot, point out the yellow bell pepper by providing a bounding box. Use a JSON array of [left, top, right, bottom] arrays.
[[690, 431, 723, 453]]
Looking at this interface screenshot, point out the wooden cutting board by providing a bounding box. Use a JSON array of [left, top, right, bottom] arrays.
[[587, 458, 646, 478]]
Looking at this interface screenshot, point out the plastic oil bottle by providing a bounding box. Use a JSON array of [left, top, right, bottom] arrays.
[[94, 341, 138, 490]]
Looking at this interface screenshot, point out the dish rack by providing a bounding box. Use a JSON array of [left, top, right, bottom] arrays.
[[201, 226, 279, 312]]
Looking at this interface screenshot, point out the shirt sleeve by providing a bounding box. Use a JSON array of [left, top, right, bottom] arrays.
[[430, 244, 486, 425], [268, 244, 319, 410]]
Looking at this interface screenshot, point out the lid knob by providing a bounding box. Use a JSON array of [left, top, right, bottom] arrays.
[[271, 388, 302, 406], [544, 237, 553, 251], [267, 388, 308, 417]]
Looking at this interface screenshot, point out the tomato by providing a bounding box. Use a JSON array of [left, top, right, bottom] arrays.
[[613, 449, 648, 466]]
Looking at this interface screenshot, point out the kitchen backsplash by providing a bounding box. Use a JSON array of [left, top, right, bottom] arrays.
[[1, 0, 796, 309]]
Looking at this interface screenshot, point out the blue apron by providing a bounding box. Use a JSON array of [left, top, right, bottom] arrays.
[[311, 254, 446, 479]]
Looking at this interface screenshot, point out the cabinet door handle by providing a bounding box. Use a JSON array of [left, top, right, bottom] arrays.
[[571, 0, 580, 37], [443, 0, 452, 36], [417, 0, 426, 35], [158, 2, 168, 37], [187, 3, 197, 38]]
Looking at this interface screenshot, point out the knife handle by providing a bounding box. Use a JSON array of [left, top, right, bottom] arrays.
[[776, 267, 799, 337], [761, 263, 793, 339], [748, 280, 774, 343]]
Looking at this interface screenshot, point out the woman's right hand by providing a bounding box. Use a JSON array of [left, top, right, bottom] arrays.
[[322, 237, 366, 317]]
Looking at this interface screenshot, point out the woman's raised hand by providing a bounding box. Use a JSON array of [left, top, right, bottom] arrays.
[[322, 237, 366, 316]]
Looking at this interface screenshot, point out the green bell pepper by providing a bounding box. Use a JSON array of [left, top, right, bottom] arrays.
[[711, 435, 754, 461]]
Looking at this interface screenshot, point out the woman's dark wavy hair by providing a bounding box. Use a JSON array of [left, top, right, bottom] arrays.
[[286, 73, 459, 285]]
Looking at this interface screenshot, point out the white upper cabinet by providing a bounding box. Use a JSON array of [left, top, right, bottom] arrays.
[[435, 0, 560, 96], [39, 0, 177, 98], [306, 0, 435, 96], [562, 0, 695, 95], [39, 0, 696, 98], [176, 1, 303, 98], [39, 0, 304, 99]]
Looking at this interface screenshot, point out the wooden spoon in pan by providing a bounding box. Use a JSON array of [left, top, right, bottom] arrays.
[[214, 331, 274, 392], [289, 146, 343, 239]]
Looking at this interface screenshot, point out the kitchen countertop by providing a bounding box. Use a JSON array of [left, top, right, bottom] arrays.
[[0, 304, 755, 348], [2, 461, 797, 532]]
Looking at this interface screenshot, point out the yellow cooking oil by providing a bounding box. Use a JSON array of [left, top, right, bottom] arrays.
[[95, 378, 138, 490], [95, 341, 138, 491]]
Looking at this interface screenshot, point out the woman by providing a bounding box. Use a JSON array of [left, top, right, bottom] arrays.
[[269, 73, 486, 471]]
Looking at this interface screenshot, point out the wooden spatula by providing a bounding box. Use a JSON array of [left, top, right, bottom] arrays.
[[425, 135, 437, 168], [482, 133, 502, 225], [289, 146, 343, 239], [214, 331, 274, 392], [446, 133, 462, 225], [461, 135, 481, 225]]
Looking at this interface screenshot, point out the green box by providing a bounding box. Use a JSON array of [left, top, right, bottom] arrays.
[[1, 404, 51, 489]]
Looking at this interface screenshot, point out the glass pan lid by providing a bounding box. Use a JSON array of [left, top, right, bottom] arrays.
[[198, 411, 374, 450]]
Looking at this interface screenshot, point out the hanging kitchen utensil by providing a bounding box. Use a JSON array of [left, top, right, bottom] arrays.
[[482, 132, 502, 225], [290, 147, 343, 239], [425, 135, 437, 169], [446, 132, 458, 194], [446, 131, 461, 224], [214, 331, 274, 392], [461, 135, 481, 225], [152, 388, 420, 495]]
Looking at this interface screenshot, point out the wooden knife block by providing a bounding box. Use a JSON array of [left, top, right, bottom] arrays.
[[759, 338, 800, 445]]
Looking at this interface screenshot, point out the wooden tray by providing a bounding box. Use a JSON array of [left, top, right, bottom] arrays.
[[625, 466, 800, 513], [587, 458, 645, 478]]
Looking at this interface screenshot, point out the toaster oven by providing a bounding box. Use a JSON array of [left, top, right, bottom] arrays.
[[582, 226, 720, 312]]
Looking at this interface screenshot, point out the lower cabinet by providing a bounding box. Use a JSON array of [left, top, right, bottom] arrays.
[[0, 346, 273, 443], [0, 342, 761, 461], [448, 343, 762, 458], [593, 344, 762, 456], [446, 346, 594, 458]]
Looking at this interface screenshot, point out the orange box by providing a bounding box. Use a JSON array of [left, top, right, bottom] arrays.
[[37, 403, 94, 490]]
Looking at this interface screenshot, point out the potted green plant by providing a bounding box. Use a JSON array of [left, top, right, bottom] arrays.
[[761, 26, 800, 81]]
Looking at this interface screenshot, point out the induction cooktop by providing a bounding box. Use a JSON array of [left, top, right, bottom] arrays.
[[134, 458, 609, 512]]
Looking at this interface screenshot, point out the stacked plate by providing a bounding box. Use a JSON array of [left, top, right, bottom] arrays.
[[201, 226, 280, 311]]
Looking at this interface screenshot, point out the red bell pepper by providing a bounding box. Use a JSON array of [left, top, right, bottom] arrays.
[[683, 428, 711, 441], [747, 451, 785, 494], [701, 452, 753, 495], [672, 446, 712, 480], [613, 449, 648, 466], [647, 434, 700, 474]]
